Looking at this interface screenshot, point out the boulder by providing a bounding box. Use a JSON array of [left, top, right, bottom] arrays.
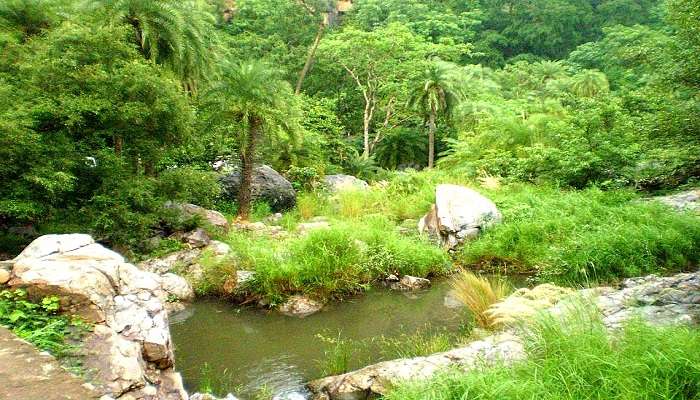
[[0, 268, 10, 285], [279, 295, 324, 318], [236, 270, 256, 287], [166, 203, 229, 231], [323, 174, 369, 192], [418, 185, 501, 250], [139, 248, 203, 275], [7, 235, 188, 400], [220, 165, 296, 211], [390, 275, 431, 291], [183, 228, 211, 248]]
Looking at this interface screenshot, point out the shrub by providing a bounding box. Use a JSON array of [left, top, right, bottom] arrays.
[[385, 310, 700, 400], [286, 166, 321, 191], [157, 167, 221, 208]]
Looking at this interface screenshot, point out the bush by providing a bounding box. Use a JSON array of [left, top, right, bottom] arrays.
[[385, 310, 700, 400], [157, 167, 221, 208], [286, 165, 322, 191]]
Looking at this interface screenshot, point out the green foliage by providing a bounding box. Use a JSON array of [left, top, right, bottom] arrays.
[[0, 289, 89, 358], [456, 185, 700, 284], [385, 309, 700, 400], [157, 167, 221, 208], [286, 166, 321, 191]]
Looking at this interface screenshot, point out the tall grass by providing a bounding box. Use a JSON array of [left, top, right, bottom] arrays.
[[385, 309, 700, 400], [457, 184, 700, 285], [450, 270, 511, 328], [219, 215, 450, 303]]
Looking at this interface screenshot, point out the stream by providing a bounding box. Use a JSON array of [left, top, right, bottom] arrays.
[[170, 281, 467, 399]]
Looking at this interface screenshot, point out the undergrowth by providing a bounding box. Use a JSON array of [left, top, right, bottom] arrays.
[[0, 289, 90, 372]]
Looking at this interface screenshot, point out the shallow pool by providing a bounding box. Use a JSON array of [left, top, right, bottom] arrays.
[[170, 280, 467, 398]]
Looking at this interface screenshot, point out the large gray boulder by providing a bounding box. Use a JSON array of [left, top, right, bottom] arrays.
[[6, 234, 189, 400], [220, 165, 296, 211], [419, 184, 501, 250]]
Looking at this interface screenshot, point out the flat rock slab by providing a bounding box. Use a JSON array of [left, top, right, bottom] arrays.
[[0, 327, 100, 400]]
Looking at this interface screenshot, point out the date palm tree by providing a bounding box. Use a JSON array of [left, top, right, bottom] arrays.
[[571, 69, 610, 97], [408, 60, 465, 168], [97, 0, 215, 93], [205, 61, 301, 220]]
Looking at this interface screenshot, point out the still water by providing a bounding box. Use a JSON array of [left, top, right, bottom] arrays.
[[170, 281, 465, 399]]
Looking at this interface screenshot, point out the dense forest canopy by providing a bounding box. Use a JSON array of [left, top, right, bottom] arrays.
[[0, 0, 698, 254]]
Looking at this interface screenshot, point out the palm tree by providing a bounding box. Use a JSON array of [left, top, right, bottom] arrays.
[[205, 61, 301, 220], [408, 60, 465, 168], [571, 69, 610, 97], [97, 0, 215, 93], [0, 0, 56, 41]]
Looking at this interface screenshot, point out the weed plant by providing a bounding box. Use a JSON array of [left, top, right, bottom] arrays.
[[0, 289, 89, 361]]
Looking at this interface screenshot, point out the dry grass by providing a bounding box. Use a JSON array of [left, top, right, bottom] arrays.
[[450, 270, 511, 328]]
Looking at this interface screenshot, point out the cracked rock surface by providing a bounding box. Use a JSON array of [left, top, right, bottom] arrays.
[[6, 234, 190, 400]]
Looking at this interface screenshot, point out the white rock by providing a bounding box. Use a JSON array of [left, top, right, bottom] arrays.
[[323, 174, 369, 192], [419, 185, 501, 250]]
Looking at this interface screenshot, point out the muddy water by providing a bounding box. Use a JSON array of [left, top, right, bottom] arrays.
[[170, 281, 466, 399]]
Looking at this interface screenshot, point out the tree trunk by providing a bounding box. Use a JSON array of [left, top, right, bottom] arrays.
[[295, 21, 325, 95], [237, 117, 262, 221], [362, 100, 373, 159], [428, 107, 436, 168], [114, 135, 123, 157]]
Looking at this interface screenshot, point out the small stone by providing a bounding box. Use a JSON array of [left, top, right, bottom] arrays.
[[279, 295, 324, 318], [0, 269, 10, 284], [390, 275, 431, 291]]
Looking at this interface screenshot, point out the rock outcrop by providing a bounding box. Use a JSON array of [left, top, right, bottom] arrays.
[[5, 234, 189, 400], [0, 326, 101, 400], [418, 184, 501, 250], [654, 188, 700, 212], [308, 333, 525, 399], [323, 174, 369, 192], [220, 165, 297, 211]]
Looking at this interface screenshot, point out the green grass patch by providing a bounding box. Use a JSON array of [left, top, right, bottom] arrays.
[[456, 184, 700, 285], [219, 215, 449, 304], [385, 309, 700, 400]]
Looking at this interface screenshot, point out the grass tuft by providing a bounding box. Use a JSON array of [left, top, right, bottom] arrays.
[[450, 270, 511, 328]]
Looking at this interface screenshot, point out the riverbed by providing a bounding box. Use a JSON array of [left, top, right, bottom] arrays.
[[170, 281, 467, 398]]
